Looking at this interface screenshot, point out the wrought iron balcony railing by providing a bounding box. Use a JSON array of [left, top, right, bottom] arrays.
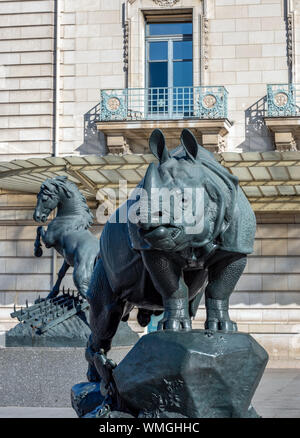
[[99, 86, 228, 122], [267, 83, 300, 117]]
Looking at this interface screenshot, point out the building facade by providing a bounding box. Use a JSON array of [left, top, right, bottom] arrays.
[[1, 0, 300, 366]]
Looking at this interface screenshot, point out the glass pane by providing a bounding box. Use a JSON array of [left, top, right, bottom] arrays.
[[148, 22, 192, 36], [172, 87, 193, 117], [149, 41, 168, 61], [149, 62, 168, 88], [173, 41, 193, 60], [173, 61, 193, 87], [148, 88, 168, 115]]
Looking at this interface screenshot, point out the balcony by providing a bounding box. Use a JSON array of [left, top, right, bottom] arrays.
[[99, 86, 228, 121], [96, 86, 231, 154], [265, 83, 300, 151], [267, 83, 300, 118]]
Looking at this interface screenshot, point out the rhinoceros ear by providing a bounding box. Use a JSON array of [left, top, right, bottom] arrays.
[[181, 129, 198, 161], [149, 129, 169, 164]]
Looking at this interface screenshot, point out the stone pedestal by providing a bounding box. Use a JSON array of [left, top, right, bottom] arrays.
[[72, 329, 268, 418]]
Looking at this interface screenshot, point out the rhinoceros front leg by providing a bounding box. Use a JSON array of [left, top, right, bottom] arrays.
[[205, 254, 247, 332], [142, 251, 191, 331]]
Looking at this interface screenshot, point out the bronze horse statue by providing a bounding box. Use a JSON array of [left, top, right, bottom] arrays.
[[33, 176, 99, 299], [86, 129, 256, 382]]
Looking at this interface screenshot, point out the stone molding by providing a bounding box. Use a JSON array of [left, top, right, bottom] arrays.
[[152, 0, 180, 6], [265, 117, 300, 151]]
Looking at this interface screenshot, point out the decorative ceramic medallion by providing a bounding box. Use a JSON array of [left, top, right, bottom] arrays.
[[107, 97, 121, 112], [202, 94, 217, 109], [153, 0, 180, 6], [273, 92, 288, 107]]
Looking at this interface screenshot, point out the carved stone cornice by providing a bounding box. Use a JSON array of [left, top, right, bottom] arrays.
[[127, 0, 181, 7], [152, 0, 180, 6]]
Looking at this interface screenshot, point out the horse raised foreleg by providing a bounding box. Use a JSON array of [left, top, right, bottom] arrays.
[[34, 226, 44, 257], [47, 260, 70, 300]]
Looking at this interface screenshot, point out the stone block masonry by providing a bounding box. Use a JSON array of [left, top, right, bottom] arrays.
[[0, 0, 55, 160]]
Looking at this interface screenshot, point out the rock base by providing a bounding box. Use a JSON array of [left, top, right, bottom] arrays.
[[71, 382, 105, 417], [72, 329, 268, 418]]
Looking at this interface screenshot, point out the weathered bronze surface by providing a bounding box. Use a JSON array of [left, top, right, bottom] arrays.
[[71, 129, 267, 418], [7, 177, 139, 347], [33, 175, 100, 299], [85, 129, 256, 374]]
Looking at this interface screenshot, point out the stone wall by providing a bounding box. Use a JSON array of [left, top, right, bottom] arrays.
[[206, 0, 290, 152], [0, 0, 124, 160], [1, 193, 300, 366], [60, 0, 124, 155], [0, 0, 55, 161], [0, 0, 297, 157]]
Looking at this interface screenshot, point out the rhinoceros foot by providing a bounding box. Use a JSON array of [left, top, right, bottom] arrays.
[[205, 318, 237, 332], [158, 314, 192, 331]]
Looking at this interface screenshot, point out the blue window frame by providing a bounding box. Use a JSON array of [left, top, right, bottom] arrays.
[[146, 21, 193, 119]]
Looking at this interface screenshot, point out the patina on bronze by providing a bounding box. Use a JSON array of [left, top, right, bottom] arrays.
[[73, 129, 268, 418], [7, 177, 139, 347], [33, 175, 100, 299]]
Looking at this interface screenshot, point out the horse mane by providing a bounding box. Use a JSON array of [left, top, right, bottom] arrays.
[[41, 176, 94, 232]]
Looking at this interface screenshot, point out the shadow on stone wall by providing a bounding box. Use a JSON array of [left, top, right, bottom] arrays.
[[239, 96, 274, 152], [76, 103, 108, 156]]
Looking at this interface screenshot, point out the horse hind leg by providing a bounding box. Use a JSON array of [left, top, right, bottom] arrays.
[[85, 258, 125, 382], [47, 260, 69, 299]]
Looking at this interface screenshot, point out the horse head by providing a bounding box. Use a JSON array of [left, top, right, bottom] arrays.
[[33, 176, 72, 223]]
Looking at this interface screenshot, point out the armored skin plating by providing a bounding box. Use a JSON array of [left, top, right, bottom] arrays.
[[85, 128, 256, 382]]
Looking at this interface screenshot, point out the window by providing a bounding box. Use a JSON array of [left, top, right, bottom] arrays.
[[146, 21, 193, 119]]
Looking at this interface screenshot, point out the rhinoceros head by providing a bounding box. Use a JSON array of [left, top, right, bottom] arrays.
[[135, 129, 226, 252]]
